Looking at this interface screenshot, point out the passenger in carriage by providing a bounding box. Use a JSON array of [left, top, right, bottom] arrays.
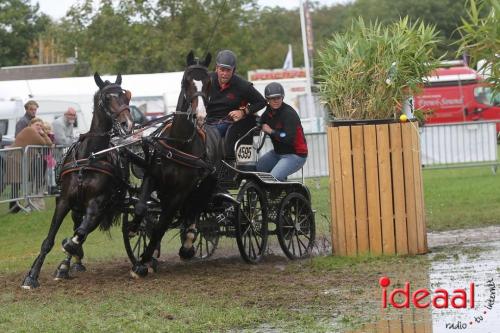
[[256, 82, 308, 181], [205, 49, 266, 137]]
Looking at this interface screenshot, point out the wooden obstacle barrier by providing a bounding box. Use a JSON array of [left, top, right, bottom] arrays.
[[327, 120, 427, 256]]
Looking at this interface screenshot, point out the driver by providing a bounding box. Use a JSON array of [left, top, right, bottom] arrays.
[[256, 82, 308, 181], [204, 49, 266, 137]]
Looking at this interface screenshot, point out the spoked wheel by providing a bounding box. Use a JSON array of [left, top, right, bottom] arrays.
[[277, 193, 316, 260], [122, 208, 160, 265], [236, 181, 268, 264], [180, 211, 220, 259]]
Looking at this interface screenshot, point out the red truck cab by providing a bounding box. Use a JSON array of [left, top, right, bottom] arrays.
[[414, 60, 500, 132]]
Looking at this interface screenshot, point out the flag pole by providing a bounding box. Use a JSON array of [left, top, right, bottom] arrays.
[[299, 0, 315, 119]]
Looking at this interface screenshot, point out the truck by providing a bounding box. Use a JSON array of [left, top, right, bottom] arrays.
[[414, 60, 500, 132]]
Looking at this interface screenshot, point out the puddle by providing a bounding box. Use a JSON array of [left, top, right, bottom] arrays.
[[346, 239, 500, 333]]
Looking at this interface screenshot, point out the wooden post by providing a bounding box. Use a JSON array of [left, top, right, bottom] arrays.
[[327, 120, 427, 256]]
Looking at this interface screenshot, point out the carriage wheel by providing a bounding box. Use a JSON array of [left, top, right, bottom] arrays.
[[122, 209, 159, 265], [235, 181, 268, 264], [277, 193, 315, 260], [180, 211, 220, 259]]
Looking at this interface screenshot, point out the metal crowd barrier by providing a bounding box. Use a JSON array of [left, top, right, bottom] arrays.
[[0, 147, 24, 205], [2, 121, 498, 210], [0, 145, 69, 211], [260, 121, 500, 178], [420, 121, 498, 170], [259, 132, 330, 179]]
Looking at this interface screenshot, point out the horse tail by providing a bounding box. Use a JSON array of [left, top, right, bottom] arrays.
[[98, 201, 123, 231]]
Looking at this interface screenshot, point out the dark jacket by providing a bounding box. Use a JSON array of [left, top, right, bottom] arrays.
[[206, 72, 266, 122], [15, 113, 33, 137], [261, 102, 308, 157]]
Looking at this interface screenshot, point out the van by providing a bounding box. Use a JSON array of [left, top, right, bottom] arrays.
[[414, 60, 500, 132]]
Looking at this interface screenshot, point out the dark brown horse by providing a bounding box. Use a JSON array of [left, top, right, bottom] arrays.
[[21, 73, 134, 289], [129, 51, 223, 277]]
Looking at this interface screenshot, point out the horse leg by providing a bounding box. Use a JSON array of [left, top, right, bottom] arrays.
[[178, 177, 217, 260], [130, 206, 175, 278], [70, 210, 86, 273], [61, 198, 104, 265], [21, 198, 71, 289], [179, 212, 198, 260], [129, 175, 154, 233]]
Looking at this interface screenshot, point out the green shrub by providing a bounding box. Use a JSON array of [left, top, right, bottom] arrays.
[[456, 0, 499, 94], [317, 17, 441, 121]]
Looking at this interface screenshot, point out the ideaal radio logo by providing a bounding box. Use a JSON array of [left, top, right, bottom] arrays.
[[379, 276, 496, 330]]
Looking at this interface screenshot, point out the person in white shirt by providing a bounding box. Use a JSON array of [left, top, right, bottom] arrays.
[[52, 107, 77, 146]]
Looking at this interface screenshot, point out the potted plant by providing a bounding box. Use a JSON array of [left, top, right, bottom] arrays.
[[317, 17, 441, 256]]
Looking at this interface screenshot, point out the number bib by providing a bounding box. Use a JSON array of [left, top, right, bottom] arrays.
[[236, 144, 256, 164]]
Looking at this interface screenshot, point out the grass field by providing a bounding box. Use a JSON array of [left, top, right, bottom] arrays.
[[1, 166, 500, 273], [1, 166, 499, 332]]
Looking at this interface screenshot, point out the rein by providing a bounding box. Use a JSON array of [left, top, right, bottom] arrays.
[[152, 137, 212, 171], [159, 111, 198, 145]]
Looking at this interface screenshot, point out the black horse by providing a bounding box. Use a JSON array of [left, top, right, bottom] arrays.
[[129, 51, 223, 277], [21, 73, 134, 289]]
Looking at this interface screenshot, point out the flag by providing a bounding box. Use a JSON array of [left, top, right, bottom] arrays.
[[283, 44, 293, 69]]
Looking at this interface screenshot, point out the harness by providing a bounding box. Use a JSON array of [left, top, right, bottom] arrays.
[[145, 62, 215, 173], [56, 83, 131, 187], [151, 121, 213, 172], [58, 141, 124, 184]]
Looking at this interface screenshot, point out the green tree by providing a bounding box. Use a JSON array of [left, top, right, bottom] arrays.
[[348, 0, 469, 56], [457, 0, 499, 91], [0, 0, 49, 66]]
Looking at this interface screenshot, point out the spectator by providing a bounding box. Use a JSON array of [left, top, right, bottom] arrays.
[[256, 82, 308, 181], [6, 117, 53, 212], [0, 133, 4, 195], [205, 49, 266, 137], [42, 122, 57, 194], [52, 107, 77, 146], [43, 122, 56, 143], [15, 100, 39, 137]]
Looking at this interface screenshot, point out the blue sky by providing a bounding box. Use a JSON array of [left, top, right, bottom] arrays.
[[32, 0, 348, 20]]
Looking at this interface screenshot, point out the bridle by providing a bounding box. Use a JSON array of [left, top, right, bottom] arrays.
[[95, 83, 131, 136], [97, 83, 131, 119], [164, 63, 210, 144], [181, 64, 210, 117]]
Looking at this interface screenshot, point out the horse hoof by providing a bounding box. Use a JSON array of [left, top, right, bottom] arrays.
[[21, 275, 40, 289], [53, 258, 71, 280], [54, 268, 70, 280], [130, 264, 148, 279], [179, 246, 195, 260], [147, 258, 158, 273], [71, 263, 86, 273], [62, 238, 84, 259]]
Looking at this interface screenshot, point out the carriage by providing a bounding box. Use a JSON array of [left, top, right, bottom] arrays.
[[121, 115, 316, 265], [21, 52, 315, 289]]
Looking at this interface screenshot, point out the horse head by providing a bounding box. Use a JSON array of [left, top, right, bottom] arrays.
[[180, 51, 212, 126], [93, 72, 134, 134]]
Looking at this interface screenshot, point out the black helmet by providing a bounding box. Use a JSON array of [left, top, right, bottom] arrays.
[[264, 82, 285, 98], [216, 50, 237, 69]]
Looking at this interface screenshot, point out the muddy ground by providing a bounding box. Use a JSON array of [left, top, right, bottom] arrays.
[[2, 228, 500, 332]]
